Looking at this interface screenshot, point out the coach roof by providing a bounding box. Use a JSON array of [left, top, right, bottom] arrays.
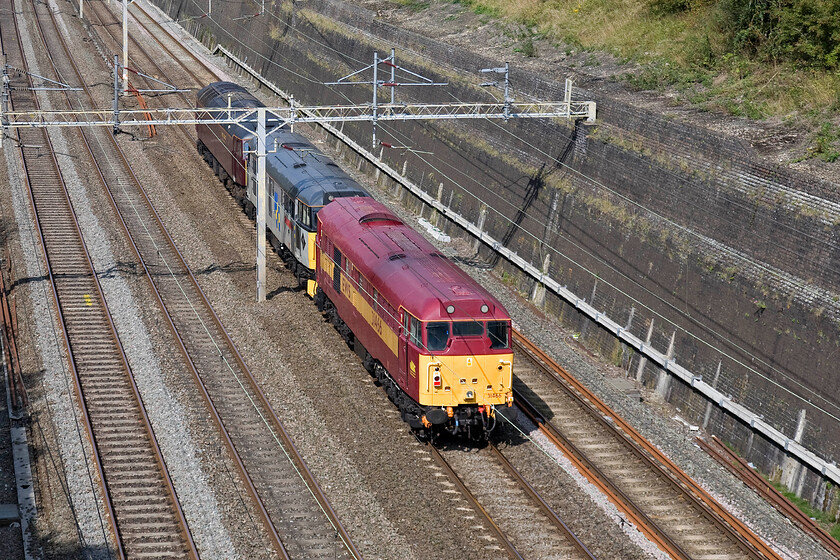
[[196, 81, 264, 110]]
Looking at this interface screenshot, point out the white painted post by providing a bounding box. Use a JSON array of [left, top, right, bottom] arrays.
[[371, 52, 378, 148], [655, 330, 677, 397], [703, 361, 722, 428], [635, 318, 655, 382], [122, 0, 128, 94], [256, 108, 266, 302]]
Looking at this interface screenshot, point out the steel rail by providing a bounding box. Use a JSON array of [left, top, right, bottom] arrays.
[[513, 388, 690, 560], [698, 436, 840, 559], [29, 2, 205, 557], [128, 1, 211, 86], [513, 329, 784, 560], [425, 442, 524, 560], [14, 0, 200, 556], [0, 252, 25, 414], [487, 443, 596, 559], [3, 50, 123, 557], [54, 3, 362, 557]]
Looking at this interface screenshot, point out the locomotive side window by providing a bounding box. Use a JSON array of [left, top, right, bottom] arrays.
[[453, 321, 484, 337], [332, 248, 342, 291], [405, 314, 422, 347], [488, 321, 510, 349], [426, 322, 450, 351]]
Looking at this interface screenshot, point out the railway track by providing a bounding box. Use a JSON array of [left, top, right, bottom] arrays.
[[698, 436, 840, 559], [2, 1, 197, 557], [22, 1, 362, 558], [32, 3, 797, 559], [94, 9, 789, 560], [511, 329, 783, 560], [427, 440, 595, 560]]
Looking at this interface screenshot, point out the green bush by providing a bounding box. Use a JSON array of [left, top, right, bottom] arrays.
[[722, 0, 840, 70]]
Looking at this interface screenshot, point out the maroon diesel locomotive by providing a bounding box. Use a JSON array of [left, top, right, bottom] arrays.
[[315, 197, 514, 439]]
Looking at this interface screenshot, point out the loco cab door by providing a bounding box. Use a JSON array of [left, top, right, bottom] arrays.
[[399, 311, 419, 399]]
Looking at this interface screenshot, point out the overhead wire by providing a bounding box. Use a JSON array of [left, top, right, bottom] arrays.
[[191, 0, 840, 281], [373, 118, 840, 421], [175, 0, 840, 419]]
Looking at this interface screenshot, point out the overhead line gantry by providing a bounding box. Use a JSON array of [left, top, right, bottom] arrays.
[[2, 56, 595, 302]]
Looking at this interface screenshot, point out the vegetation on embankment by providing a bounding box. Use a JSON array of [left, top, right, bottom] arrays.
[[395, 0, 840, 162]]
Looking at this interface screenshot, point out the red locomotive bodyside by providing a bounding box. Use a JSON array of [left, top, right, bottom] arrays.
[[316, 197, 513, 438]]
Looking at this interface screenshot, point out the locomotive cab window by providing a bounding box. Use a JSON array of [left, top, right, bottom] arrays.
[[453, 321, 484, 337], [426, 322, 450, 351], [296, 200, 314, 230], [488, 321, 510, 349]]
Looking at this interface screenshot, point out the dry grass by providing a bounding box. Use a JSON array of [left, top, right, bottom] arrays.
[[438, 0, 840, 123]]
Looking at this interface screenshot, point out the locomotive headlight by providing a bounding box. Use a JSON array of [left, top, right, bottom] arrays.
[[466, 390, 474, 400], [480, 304, 489, 313], [446, 305, 455, 314]]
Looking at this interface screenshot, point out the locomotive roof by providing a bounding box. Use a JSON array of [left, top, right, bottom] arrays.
[[196, 82, 265, 138], [196, 82, 369, 206], [266, 129, 369, 206], [319, 198, 510, 323]]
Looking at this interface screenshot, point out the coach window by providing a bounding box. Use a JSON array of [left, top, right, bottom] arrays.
[[426, 322, 450, 352], [488, 321, 510, 349], [453, 320, 484, 337]]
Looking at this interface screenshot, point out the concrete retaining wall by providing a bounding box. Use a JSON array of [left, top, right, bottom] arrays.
[[155, 0, 840, 513]]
